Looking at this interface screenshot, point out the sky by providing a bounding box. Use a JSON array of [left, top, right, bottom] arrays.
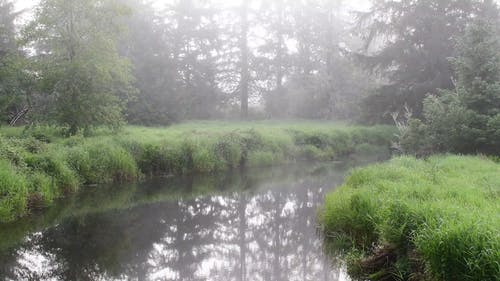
[[13, 0, 372, 29], [14, 0, 372, 14]]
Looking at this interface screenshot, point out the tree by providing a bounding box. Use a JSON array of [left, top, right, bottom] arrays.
[[166, 0, 222, 120], [0, 0, 32, 125], [25, 0, 134, 134], [260, 0, 372, 119], [239, 0, 250, 119], [401, 17, 500, 155], [123, 0, 223, 123], [119, 0, 177, 125], [0, 0, 16, 56], [356, 0, 496, 124], [256, 0, 293, 118]]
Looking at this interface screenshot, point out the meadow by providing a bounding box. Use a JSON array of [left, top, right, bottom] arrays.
[[320, 155, 500, 281], [0, 121, 395, 223]]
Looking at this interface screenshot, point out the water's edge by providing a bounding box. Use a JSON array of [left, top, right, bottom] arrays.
[[0, 157, 384, 280]]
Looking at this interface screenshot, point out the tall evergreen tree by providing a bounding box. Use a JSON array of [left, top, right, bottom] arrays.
[[356, 0, 496, 124], [119, 0, 176, 125], [401, 17, 500, 155]]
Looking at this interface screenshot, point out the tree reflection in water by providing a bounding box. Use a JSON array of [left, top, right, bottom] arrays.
[[0, 162, 358, 281]]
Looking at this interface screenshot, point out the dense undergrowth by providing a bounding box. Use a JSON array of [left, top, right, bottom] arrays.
[[320, 155, 500, 281], [0, 121, 394, 223]]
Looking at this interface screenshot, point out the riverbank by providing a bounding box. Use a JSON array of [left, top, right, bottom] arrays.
[[0, 161, 353, 253], [320, 155, 500, 281], [0, 160, 355, 280], [0, 121, 395, 223]]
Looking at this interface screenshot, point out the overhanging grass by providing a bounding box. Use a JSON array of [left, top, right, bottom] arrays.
[[0, 121, 395, 222], [320, 155, 500, 281]]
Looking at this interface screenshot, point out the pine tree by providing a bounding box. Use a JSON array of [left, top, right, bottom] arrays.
[[403, 17, 500, 155], [356, 0, 496, 124]]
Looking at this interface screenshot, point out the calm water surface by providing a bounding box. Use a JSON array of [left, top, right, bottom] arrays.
[[0, 159, 379, 281]]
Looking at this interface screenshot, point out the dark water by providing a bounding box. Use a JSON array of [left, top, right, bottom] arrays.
[[0, 159, 375, 281]]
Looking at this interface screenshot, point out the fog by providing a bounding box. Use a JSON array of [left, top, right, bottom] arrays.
[[0, 2, 499, 280], [1, 0, 499, 154]]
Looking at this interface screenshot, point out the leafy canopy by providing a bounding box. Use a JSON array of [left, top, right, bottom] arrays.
[[25, 0, 135, 135]]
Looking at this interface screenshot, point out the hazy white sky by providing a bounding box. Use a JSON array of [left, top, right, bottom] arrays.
[[14, 0, 372, 13]]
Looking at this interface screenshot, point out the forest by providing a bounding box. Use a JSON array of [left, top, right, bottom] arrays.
[[0, 0, 499, 281]]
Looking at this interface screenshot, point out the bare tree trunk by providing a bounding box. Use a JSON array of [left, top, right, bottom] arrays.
[[240, 0, 250, 119], [276, 0, 284, 113]]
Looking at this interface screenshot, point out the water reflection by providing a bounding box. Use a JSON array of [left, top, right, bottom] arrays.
[[0, 161, 360, 281]]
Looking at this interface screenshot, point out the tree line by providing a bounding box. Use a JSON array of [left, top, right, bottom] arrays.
[[0, 0, 499, 149]]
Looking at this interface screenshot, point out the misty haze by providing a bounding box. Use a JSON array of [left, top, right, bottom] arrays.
[[0, 0, 499, 281]]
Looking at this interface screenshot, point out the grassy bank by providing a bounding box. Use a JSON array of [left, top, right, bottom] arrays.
[[0, 121, 394, 223], [320, 155, 500, 281]]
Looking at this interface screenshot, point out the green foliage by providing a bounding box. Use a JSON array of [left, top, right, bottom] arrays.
[[122, 0, 221, 124], [320, 155, 500, 281], [21, 125, 65, 143], [0, 0, 34, 125], [0, 160, 27, 222], [27, 171, 57, 208], [65, 141, 138, 184], [357, 0, 498, 123], [401, 19, 500, 155], [322, 191, 380, 250], [417, 221, 500, 281], [247, 150, 283, 167], [0, 54, 32, 124], [25, 0, 135, 134], [25, 153, 79, 192], [0, 135, 27, 167], [0, 121, 395, 222]]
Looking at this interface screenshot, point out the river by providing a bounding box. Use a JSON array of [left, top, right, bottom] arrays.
[[0, 158, 381, 281]]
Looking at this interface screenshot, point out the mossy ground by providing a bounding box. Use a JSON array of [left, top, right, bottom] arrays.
[[0, 121, 394, 223], [320, 155, 500, 281]]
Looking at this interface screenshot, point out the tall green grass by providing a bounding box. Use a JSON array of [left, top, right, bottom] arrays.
[[320, 155, 500, 281], [0, 160, 28, 221], [0, 121, 395, 223]]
